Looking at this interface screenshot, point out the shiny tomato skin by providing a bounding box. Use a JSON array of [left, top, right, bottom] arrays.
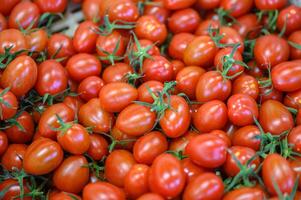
[[169, 131, 198, 154], [223, 187, 265, 200], [288, 30, 301, 60], [0, 179, 31, 200], [47, 33, 75, 60], [262, 153, 295, 196], [87, 133, 108, 161], [277, 5, 301, 35], [5, 111, 34, 144], [232, 74, 259, 100], [23, 138, 63, 175], [193, 100, 228, 133], [35, 60, 68, 96], [220, 0, 253, 17], [1, 55, 37, 97], [99, 82, 138, 113], [73, 20, 98, 53], [33, 0, 67, 13], [137, 193, 165, 200], [232, 14, 260, 39], [66, 53, 102, 82], [116, 104, 156, 136], [163, 0, 196, 10], [38, 103, 74, 139], [284, 89, 301, 109], [110, 125, 137, 151], [196, 0, 221, 10], [220, 26, 244, 53], [181, 158, 206, 183], [53, 155, 89, 194], [272, 61, 301, 92], [168, 8, 201, 34], [254, 35, 289, 69], [210, 129, 232, 147], [259, 100, 294, 135], [223, 146, 260, 177], [259, 83, 283, 103], [227, 94, 258, 126], [288, 125, 301, 153], [83, 182, 126, 200], [196, 71, 232, 102], [0, 88, 18, 120], [124, 164, 150, 199], [186, 133, 227, 168], [168, 33, 195, 60], [144, 0, 170, 23], [148, 153, 186, 198], [79, 98, 114, 133], [1, 144, 26, 171], [290, 158, 301, 190], [232, 125, 261, 151], [183, 36, 217, 67], [135, 15, 167, 44], [255, 0, 286, 10], [102, 62, 133, 84], [82, 0, 101, 21], [195, 19, 220, 36], [0, 29, 27, 54], [78, 76, 104, 102], [137, 81, 163, 103], [0, 13, 7, 31], [176, 66, 205, 100], [106, 0, 139, 22], [142, 55, 173, 82], [183, 173, 224, 200], [57, 123, 90, 155], [63, 96, 83, 115], [105, 149, 136, 187], [8, 1, 40, 29], [25, 28, 48, 52], [160, 95, 191, 138], [133, 131, 168, 165], [0, 131, 8, 155], [0, 0, 20, 16]]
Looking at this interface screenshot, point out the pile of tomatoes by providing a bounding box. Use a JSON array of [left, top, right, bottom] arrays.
[[1, 0, 301, 199]]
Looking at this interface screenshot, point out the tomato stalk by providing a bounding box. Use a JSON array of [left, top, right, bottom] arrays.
[[165, 150, 187, 160], [0, 110, 26, 131], [256, 10, 279, 33], [0, 46, 27, 69], [52, 114, 73, 137], [99, 132, 136, 153], [137, 0, 162, 15], [215, 8, 238, 26], [83, 154, 105, 181], [0, 87, 13, 120], [97, 37, 124, 65], [243, 39, 256, 62], [125, 72, 143, 86]]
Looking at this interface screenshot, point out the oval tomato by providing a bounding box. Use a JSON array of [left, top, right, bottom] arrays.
[[1, 144, 26, 171], [33, 0, 67, 13], [87, 133, 108, 161], [78, 76, 104, 102], [223, 187, 265, 200], [232, 125, 261, 150], [83, 182, 126, 200], [73, 20, 98, 53]]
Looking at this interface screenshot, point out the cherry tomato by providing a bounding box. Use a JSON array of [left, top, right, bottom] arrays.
[[137, 81, 163, 103], [232, 125, 261, 150], [0, 131, 8, 155], [102, 63, 133, 83], [25, 28, 48, 52], [99, 82, 138, 113], [133, 131, 168, 164], [0, 13, 7, 31], [73, 21, 98, 53], [83, 182, 126, 200], [87, 133, 108, 161], [116, 104, 156, 136], [169, 131, 198, 154], [196, 0, 221, 10], [0, 88, 18, 120], [232, 14, 260, 39], [290, 158, 301, 190], [0, 29, 28, 54], [66, 53, 102, 82], [105, 149, 136, 187], [8, 1, 40, 29], [35, 59, 68, 96], [168, 33, 195, 60], [289, 30, 301, 60], [277, 5, 301, 35], [137, 193, 165, 200], [53, 155, 89, 193], [0, 179, 31, 200], [33, 0, 67, 13], [259, 100, 294, 135], [284, 89, 301, 109], [186, 133, 227, 168], [183, 173, 224, 200], [1, 144, 26, 171], [148, 153, 186, 198], [262, 153, 295, 196], [47, 33, 75, 60], [106, 0, 139, 22], [1, 55, 37, 97], [223, 187, 265, 200], [144, 0, 170, 23], [210, 129, 232, 147], [82, 0, 101, 21], [110, 125, 137, 150], [232, 74, 259, 99], [193, 100, 228, 132], [220, 0, 253, 17], [23, 138, 63, 175], [181, 158, 206, 183], [0, 0, 21, 16], [195, 19, 220, 36], [78, 76, 104, 102], [255, 0, 287, 10], [63, 96, 83, 115], [288, 125, 301, 153], [163, 0, 196, 10], [219, 26, 244, 53]]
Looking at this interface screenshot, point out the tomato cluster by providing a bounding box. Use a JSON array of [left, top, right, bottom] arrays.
[[1, 0, 301, 199]]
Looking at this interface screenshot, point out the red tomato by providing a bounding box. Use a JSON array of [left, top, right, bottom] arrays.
[[106, 0, 139, 22], [254, 35, 289, 69], [133, 131, 168, 165], [0, 13, 7, 31], [0, 88, 18, 120], [110, 125, 137, 150], [38, 103, 74, 139], [0, 29, 28, 54], [137, 193, 165, 200], [210, 129, 232, 147], [183, 173, 224, 200], [0, 179, 31, 200], [148, 153, 186, 198], [144, 0, 170, 23], [289, 30, 301, 60], [99, 82, 138, 113], [196, 71, 232, 102], [262, 153, 295, 196], [160, 95, 191, 138], [0, 131, 8, 155], [232, 125, 261, 150], [255, 0, 287, 10], [116, 104, 156, 136], [277, 5, 301, 35], [135, 15, 167, 44], [66, 53, 102, 82], [168, 33, 195, 60], [193, 100, 228, 132], [288, 125, 301, 153], [290, 158, 301, 190], [0, 0, 20, 16], [78, 76, 104, 102], [73, 21, 98, 53], [47, 33, 75, 60], [78, 98, 114, 133], [23, 138, 63, 175], [223, 187, 265, 200], [272, 61, 301, 92], [33, 0, 67, 13], [219, 26, 244, 53], [196, 0, 221, 10], [169, 131, 198, 154], [232, 74, 259, 99], [102, 62, 133, 83], [284, 89, 301, 109], [82, 0, 101, 21], [137, 81, 163, 103], [227, 94, 258, 126], [183, 36, 217, 67], [259, 100, 294, 135], [124, 164, 150, 199], [1, 144, 26, 171], [1, 55, 37, 97], [105, 149, 136, 187], [186, 133, 227, 168], [35, 60, 68, 96], [220, 0, 253, 17], [53, 155, 89, 193], [83, 182, 126, 200], [181, 158, 206, 183], [63, 96, 83, 115], [8, 1, 40, 29], [163, 0, 196, 10], [195, 19, 220, 36], [87, 133, 108, 161], [232, 14, 260, 39], [25, 28, 48, 52]]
